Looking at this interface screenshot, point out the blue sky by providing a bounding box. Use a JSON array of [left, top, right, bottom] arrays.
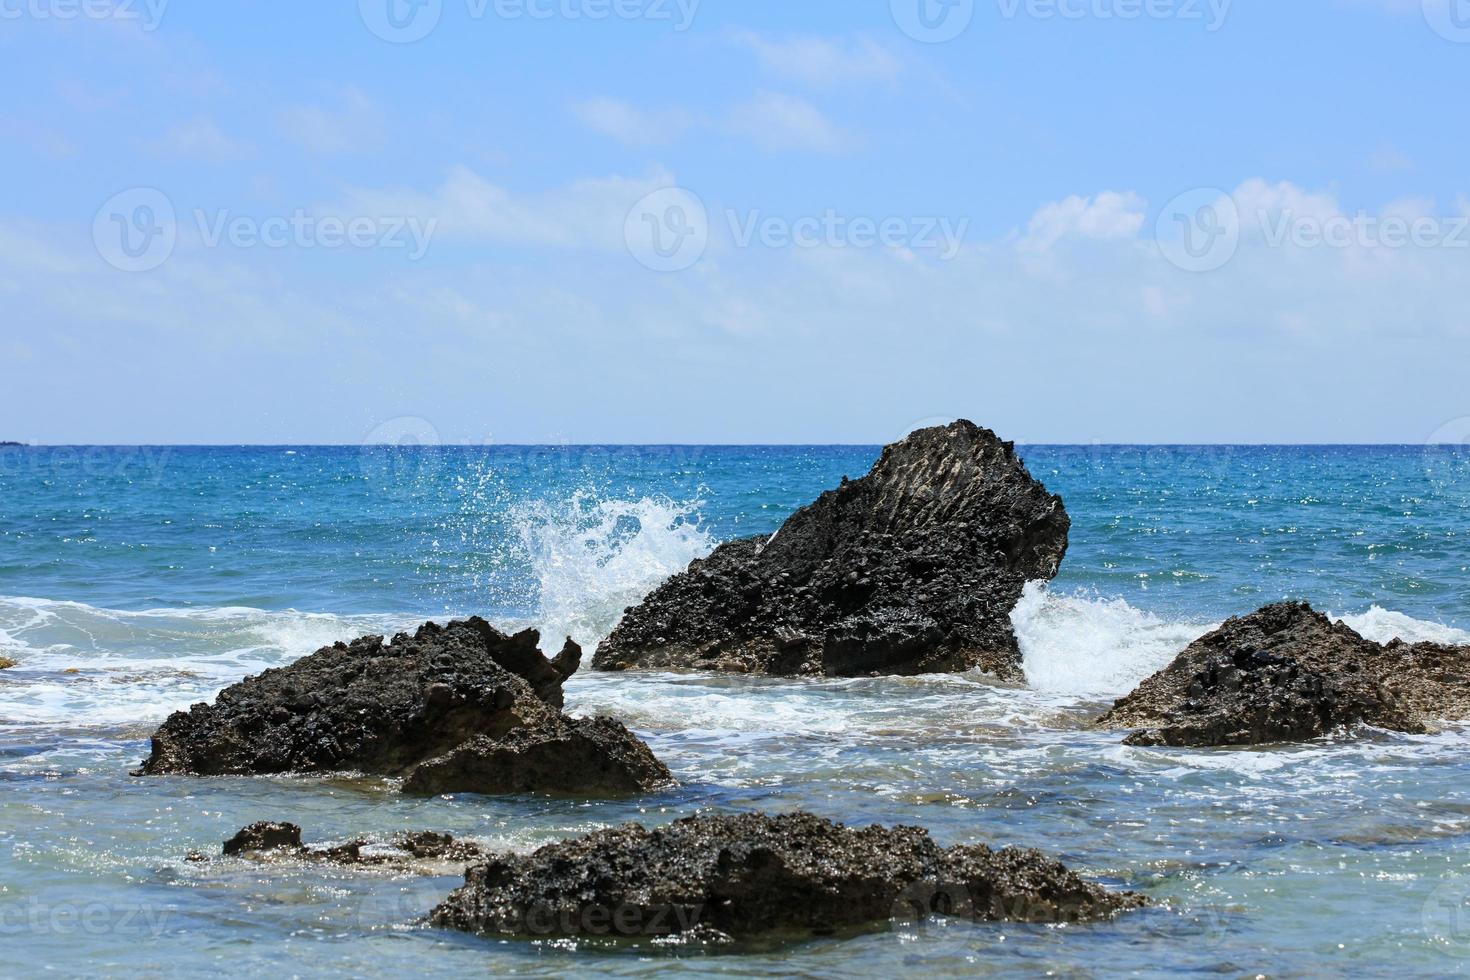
[[1, 0, 1467, 444]]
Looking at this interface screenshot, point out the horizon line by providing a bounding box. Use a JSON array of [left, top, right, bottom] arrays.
[[3, 442, 1464, 449]]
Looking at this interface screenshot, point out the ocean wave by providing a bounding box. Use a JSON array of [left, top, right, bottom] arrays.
[[1016, 585, 1470, 699], [1015, 583, 1216, 698], [2, 578, 1467, 732], [0, 596, 409, 726]]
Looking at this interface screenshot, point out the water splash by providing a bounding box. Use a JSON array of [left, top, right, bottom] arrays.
[[512, 492, 715, 650], [1338, 605, 1470, 646], [1014, 582, 1216, 697]]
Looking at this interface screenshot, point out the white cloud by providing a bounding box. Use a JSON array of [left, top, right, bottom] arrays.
[[153, 117, 249, 160], [278, 87, 383, 155], [732, 31, 903, 87], [1232, 178, 1340, 226], [0, 119, 78, 159], [9, 175, 1470, 442], [1369, 144, 1414, 174], [1019, 191, 1147, 253], [572, 97, 693, 146], [55, 79, 128, 112], [1381, 196, 1436, 221], [335, 165, 674, 250], [726, 92, 850, 153]]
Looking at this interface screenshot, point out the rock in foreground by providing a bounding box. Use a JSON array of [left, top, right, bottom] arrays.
[[431, 811, 1144, 942], [593, 421, 1069, 681], [1098, 602, 1470, 746], [137, 618, 671, 796]]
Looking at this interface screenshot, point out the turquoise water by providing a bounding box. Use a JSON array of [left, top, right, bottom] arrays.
[[3, 444, 1470, 976]]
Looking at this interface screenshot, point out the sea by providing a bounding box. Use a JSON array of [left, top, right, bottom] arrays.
[[2, 443, 1469, 976]]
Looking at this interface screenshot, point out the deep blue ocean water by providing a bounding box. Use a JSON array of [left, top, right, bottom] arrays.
[[2, 443, 1469, 976]]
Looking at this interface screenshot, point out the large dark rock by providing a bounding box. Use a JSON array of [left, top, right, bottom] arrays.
[[431, 811, 1143, 942], [403, 716, 671, 797], [592, 421, 1068, 681], [1098, 602, 1470, 746], [136, 617, 670, 796]]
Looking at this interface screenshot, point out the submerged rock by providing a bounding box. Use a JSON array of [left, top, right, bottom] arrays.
[[1098, 602, 1470, 746], [223, 821, 303, 856], [136, 617, 670, 796], [592, 421, 1069, 681], [0, 656, 15, 670], [431, 811, 1144, 942], [215, 822, 485, 869]]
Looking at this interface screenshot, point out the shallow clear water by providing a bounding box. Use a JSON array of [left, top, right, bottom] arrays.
[[2, 444, 1469, 976]]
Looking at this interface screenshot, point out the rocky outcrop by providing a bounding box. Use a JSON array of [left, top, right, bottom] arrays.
[[211, 822, 485, 870], [431, 811, 1144, 941], [136, 617, 671, 796], [1098, 602, 1470, 746], [592, 421, 1069, 681], [403, 716, 671, 797], [0, 656, 15, 670]]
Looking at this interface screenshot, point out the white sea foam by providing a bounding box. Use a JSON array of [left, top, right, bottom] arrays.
[[1337, 605, 1470, 646], [3, 551, 1468, 736], [0, 596, 406, 726], [1014, 583, 1215, 698], [513, 492, 715, 649]]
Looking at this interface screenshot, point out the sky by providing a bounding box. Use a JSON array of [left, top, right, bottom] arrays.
[[1, 0, 1468, 445]]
